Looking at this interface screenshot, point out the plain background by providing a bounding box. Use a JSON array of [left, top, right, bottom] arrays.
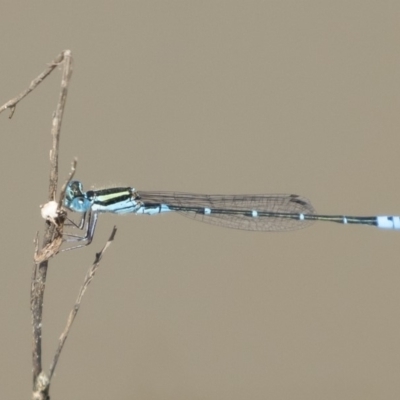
[[1, 2, 400, 399]]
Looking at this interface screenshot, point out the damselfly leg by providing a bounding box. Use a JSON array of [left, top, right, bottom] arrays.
[[62, 211, 99, 251]]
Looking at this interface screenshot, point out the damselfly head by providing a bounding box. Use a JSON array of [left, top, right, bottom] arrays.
[[64, 180, 92, 213]]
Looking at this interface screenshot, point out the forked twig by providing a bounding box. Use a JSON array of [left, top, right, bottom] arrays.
[[2, 50, 117, 400]]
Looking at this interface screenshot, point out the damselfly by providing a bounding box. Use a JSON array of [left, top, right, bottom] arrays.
[[59, 180, 400, 250]]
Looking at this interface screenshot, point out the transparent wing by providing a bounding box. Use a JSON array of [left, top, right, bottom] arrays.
[[136, 191, 315, 231]]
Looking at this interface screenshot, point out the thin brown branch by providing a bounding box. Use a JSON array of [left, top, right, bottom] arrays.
[[0, 50, 67, 118], [28, 51, 73, 397], [48, 50, 73, 201], [58, 157, 77, 210], [4, 50, 116, 400], [48, 226, 117, 380]]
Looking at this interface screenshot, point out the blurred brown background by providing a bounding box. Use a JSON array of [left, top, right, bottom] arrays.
[[1, 2, 400, 399]]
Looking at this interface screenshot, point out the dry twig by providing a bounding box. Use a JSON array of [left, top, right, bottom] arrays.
[[28, 51, 73, 400], [49, 227, 117, 380], [0, 51, 66, 119], [1, 50, 117, 400]]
